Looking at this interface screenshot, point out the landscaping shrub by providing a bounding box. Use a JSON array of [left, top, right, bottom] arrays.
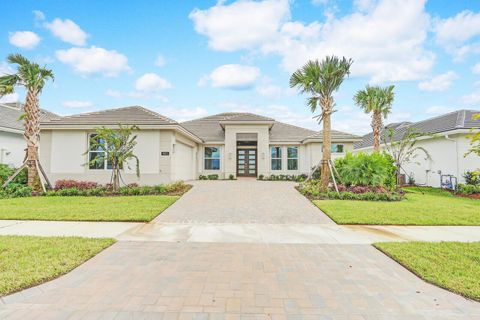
[[464, 171, 480, 186], [207, 174, 219, 180], [0, 164, 27, 186], [55, 179, 98, 190], [229, 174, 235, 180], [456, 184, 480, 195], [258, 174, 264, 180], [260, 174, 307, 182], [334, 152, 396, 189], [0, 183, 33, 199], [199, 175, 208, 180]]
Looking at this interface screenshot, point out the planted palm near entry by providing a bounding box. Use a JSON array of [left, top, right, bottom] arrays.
[[290, 56, 353, 192]]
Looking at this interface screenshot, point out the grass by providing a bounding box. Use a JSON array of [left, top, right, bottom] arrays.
[[0, 236, 115, 296], [374, 242, 480, 301], [314, 187, 480, 225], [0, 195, 179, 222]]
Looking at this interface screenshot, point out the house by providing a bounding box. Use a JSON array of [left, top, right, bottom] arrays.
[[39, 106, 361, 185], [354, 110, 480, 187], [0, 103, 56, 167]]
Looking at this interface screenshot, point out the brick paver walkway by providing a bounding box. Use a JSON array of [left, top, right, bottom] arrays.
[[1, 180, 479, 319]]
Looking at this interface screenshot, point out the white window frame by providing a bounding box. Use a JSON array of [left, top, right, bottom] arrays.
[[331, 144, 345, 154], [204, 146, 221, 171], [271, 146, 282, 170], [287, 146, 298, 171], [88, 133, 109, 170]]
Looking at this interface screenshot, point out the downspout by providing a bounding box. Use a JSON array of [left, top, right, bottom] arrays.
[[444, 134, 459, 180]]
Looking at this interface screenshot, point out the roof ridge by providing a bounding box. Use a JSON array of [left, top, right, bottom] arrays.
[[54, 105, 142, 120], [137, 106, 177, 124]]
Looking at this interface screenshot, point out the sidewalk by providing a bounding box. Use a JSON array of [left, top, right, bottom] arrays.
[[2, 219, 480, 243]]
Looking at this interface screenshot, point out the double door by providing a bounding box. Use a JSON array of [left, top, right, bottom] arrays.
[[237, 149, 257, 177]]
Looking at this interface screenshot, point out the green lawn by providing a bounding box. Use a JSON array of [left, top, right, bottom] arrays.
[[314, 188, 480, 225], [0, 236, 114, 296], [375, 242, 480, 301], [0, 195, 179, 222]]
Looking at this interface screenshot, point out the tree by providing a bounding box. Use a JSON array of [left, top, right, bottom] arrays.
[[87, 125, 140, 192], [354, 85, 395, 152], [382, 127, 431, 187], [0, 54, 54, 192], [290, 56, 353, 191], [465, 113, 480, 158]]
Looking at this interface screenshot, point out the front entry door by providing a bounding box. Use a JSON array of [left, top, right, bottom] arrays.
[[237, 149, 257, 177]]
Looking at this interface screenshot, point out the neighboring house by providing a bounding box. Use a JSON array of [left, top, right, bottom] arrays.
[[0, 103, 56, 167], [39, 106, 361, 185], [354, 110, 480, 187]]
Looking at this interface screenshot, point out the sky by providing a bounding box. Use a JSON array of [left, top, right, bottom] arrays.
[[1, 0, 480, 135]]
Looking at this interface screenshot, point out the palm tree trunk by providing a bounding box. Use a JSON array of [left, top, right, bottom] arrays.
[[113, 165, 120, 192], [320, 109, 332, 192], [372, 111, 382, 152], [24, 88, 42, 192]]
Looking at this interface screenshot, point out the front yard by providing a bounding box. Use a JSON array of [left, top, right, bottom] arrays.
[[0, 195, 179, 222], [314, 187, 480, 225], [0, 236, 114, 296], [375, 241, 480, 301]]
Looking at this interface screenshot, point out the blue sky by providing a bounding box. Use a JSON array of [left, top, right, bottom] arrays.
[[1, 0, 480, 134]]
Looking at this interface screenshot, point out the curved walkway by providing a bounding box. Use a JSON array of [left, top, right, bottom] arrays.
[[1, 180, 479, 319]]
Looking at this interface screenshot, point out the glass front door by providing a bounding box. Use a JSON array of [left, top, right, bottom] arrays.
[[237, 149, 257, 177]]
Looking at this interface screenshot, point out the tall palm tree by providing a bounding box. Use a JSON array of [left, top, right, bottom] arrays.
[[354, 85, 394, 152], [290, 56, 353, 192], [0, 54, 54, 192]]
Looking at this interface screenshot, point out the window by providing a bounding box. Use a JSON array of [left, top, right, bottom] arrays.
[[204, 146, 220, 170], [287, 147, 298, 170], [331, 144, 344, 153], [271, 146, 282, 170], [88, 134, 107, 170]]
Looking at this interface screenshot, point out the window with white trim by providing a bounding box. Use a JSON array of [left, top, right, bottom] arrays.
[[271, 146, 282, 170], [88, 134, 112, 170], [287, 146, 298, 170], [204, 146, 220, 170], [331, 144, 344, 153]]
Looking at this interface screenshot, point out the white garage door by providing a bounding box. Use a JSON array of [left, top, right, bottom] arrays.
[[174, 142, 194, 181]]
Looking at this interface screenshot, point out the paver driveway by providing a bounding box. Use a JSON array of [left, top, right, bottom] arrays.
[[1, 180, 479, 319]]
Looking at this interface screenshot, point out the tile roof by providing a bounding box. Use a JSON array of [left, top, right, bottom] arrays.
[[41, 106, 178, 126], [354, 109, 480, 149], [0, 103, 57, 132], [303, 130, 362, 142], [182, 112, 358, 143]]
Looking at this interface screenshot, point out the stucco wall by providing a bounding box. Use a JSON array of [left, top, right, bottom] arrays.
[[0, 131, 25, 167], [40, 129, 177, 186]]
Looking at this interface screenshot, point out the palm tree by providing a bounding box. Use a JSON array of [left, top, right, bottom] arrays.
[[290, 56, 353, 192], [354, 85, 394, 152], [0, 54, 54, 192], [87, 125, 140, 192]]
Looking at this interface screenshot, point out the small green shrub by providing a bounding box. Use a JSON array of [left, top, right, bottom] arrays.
[[334, 152, 396, 189], [258, 174, 264, 180], [0, 164, 27, 186], [199, 175, 208, 180], [463, 171, 480, 186], [207, 174, 219, 180], [456, 184, 480, 195], [229, 174, 235, 180]]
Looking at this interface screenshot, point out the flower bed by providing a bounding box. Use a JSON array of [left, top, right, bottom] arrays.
[[258, 174, 307, 182]]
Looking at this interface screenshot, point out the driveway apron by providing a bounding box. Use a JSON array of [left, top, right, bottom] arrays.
[[1, 180, 479, 319]]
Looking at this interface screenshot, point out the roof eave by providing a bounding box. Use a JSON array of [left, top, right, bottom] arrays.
[[219, 120, 275, 129]]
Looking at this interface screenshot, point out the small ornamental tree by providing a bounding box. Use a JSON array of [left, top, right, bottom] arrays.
[[465, 114, 480, 158], [86, 125, 140, 192], [382, 128, 431, 187]]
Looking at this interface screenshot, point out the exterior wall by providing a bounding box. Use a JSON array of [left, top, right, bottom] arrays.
[[354, 133, 480, 187], [40, 129, 178, 186], [304, 142, 354, 173], [0, 131, 25, 167], [224, 124, 270, 178], [173, 132, 197, 181]]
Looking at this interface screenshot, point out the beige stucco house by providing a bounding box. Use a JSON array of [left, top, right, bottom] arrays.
[[39, 106, 361, 185]]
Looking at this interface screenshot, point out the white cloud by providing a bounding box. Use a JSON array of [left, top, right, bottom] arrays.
[[155, 55, 166, 67], [461, 92, 480, 105], [8, 31, 41, 49], [434, 10, 480, 59], [203, 64, 260, 89], [0, 93, 19, 104], [418, 71, 457, 91], [33, 10, 45, 21], [154, 106, 209, 122], [425, 106, 454, 115], [56, 46, 131, 77], [0, 62, 14, 75], [44, 18, 88, 46], [190, 0, 290, 51], [135, 73, 172, 92], [473, 63, 480, 74], [62, 100, 93, 108], [190, 0, 434, 83], [105, 89, 123, 99]]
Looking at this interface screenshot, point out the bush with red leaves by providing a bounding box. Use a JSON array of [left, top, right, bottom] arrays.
[[55, 179, 98, 190]]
